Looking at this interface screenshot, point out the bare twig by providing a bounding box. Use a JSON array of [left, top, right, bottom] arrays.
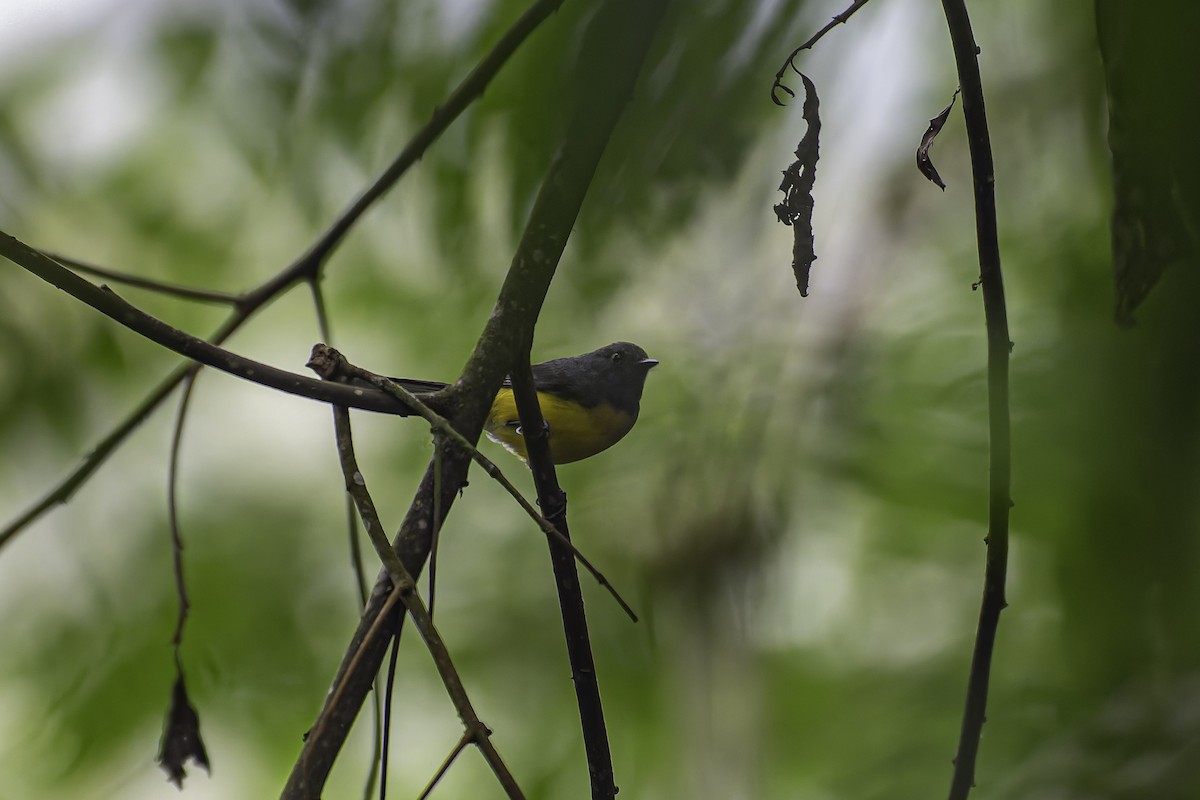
[[771, 0, 873, 105], [284, 0, 568, 282], [325, 405, 524, 799], [379, 621, 401, 800], [309, 581, 407, 756], [0, 353, 200, 551], [938, 1, 1012, 798], [167, 372, 199, 646], [418, 733, 473, 800], [0, 235, 426, 423], [47, 251, 242, 305], [305, 279, 381, 800]]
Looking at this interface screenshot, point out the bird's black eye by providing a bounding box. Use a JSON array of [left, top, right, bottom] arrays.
[[611, 351, 623, 362]]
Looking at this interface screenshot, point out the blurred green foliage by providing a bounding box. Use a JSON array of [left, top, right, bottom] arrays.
[[2, 0, 1200, 798]]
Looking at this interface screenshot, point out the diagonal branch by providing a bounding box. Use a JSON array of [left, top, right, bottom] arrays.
[[326, 403, 524, 799], [771, 0, 873, 105], [938, 1, 1012, 798], [47, 251, 242, 305], [419, 733, 473, 800], [0, 235, 424, 418], [283, 0, 568, 282]]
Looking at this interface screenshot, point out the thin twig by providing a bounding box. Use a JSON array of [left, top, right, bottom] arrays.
[[47, 251, 242, 305], [510, 359, 615, 799], [380, 633, 401, 800], [306, 279, 381, 800], [418, 734, 473, 800], [362, 602, 382, 800], [359, 502, 383, 800], [167, 372, 199, 645], [308, 345, 637, 623], [0, 353, 200, 552], [770, 0, 873, 105], [309, 582, 407, 757], [283, 0, 568, 283], [938, 1, 1012, 798], [325, 405, 524, 799], [0, 235, 423, 420]]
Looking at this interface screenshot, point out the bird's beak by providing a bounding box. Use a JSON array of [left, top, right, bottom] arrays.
[[640, 358, 659, 369]]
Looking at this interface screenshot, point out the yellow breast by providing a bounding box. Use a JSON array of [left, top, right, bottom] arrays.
[[484, 388, 637, 464]]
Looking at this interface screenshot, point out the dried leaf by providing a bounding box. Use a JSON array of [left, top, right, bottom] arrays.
[[773, 72, 821, 296], [157, 673, 210, 788], [917, 87, 960, 190]]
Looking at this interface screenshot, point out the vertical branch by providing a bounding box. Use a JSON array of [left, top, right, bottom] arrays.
[[510, 361, 616, 799], [938, 1, 1012, 799], [305, 278, 382, 800], [167, 373, 199, 648]]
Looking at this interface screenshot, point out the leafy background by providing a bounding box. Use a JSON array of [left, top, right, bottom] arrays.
[[3, 0, 1198, 798]]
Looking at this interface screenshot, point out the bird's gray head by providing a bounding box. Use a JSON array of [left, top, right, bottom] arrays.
[[534, 341, 658, 412]]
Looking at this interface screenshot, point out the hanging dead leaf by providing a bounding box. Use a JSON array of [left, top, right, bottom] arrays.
[[774, 72, 821, 296], [917, 87, 961, 190], [157, 672, 210, 788]]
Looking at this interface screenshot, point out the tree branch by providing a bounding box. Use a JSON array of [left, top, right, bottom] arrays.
[[277, 0, 567, 287], [771, 0, 873, 105], [45, 251, 242, 305], [325, 403, 524, 798], [0, 234, 429, 417], [938, 2, 1012, 798], [510, 359, 616, 799], [282, 1, 668, 794], [309, 346, 636, 620], [0, 0, 564, 549]]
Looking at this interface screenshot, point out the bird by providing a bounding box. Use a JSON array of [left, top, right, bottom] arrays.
[[393, 342, 658, 464]]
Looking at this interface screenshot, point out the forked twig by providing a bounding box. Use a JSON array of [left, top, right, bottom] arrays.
[[321, 404, 524, 799]]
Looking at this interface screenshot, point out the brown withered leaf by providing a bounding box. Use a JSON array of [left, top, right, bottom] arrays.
[[774, 71, 821, 296], [157, 673, 210, 788], [917, 87, 960, 190]]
